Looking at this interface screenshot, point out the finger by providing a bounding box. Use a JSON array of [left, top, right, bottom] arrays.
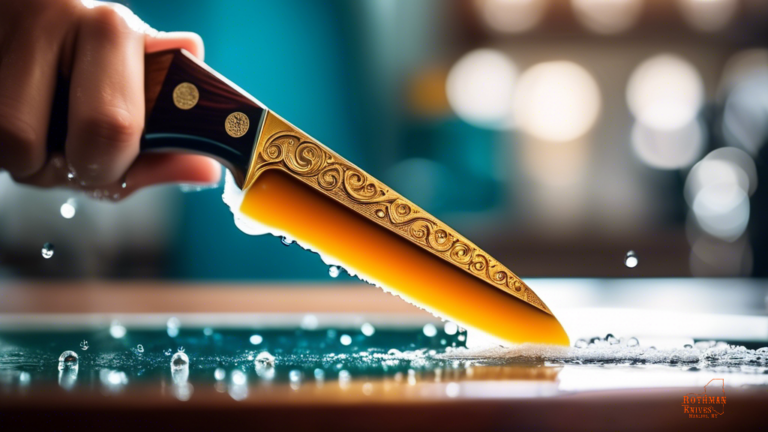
[[0, 29, 59, 178], [146, 31, 205, 60], [65, 4, 145, 186], [123, 153, 221, 193], [18, 153, 220, 200]]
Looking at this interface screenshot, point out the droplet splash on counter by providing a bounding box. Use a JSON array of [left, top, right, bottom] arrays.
[[171, 352, 189, 370], [58, 351, 78, 369], [624, 250, 638, 268], [255, 351, 275, 366], [41, 243, 54, 259]]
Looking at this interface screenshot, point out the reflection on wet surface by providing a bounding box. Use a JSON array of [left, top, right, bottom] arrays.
[[1, 323, 767, 403]]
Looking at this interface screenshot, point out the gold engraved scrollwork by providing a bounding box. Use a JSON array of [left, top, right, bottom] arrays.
[[245, 112, 552, 315]]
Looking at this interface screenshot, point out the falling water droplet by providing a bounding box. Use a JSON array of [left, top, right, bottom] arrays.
[[339, 334, 352, 346], [249, 334, 263, 345], [171, 352, 189, 370], [136, 344, 144, 353], [361, 323, 375, 337], [60, 199, 77, 219], [280, 236, 293, 246], [109, 320, 126, 339], [624, 250, 638, 268], [255, 351, 275, 365], [58, 350, 79, 369], [328, 266, 341, 278], [422, 323, 438, 337], [41, 243, 54, 259]]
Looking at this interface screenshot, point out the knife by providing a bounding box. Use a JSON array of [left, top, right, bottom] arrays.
[[48, 49, 569, 346]]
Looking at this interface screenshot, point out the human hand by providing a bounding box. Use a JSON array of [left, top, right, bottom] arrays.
[[0, 0, 221, 199]]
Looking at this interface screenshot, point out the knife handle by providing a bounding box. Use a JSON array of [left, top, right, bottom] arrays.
[[47, 49, 267, 186]]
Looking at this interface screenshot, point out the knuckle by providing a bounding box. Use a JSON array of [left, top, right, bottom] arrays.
[[78, 108, 141, 149], [85, 4, 132, 38], [0, 109, 45, 176]]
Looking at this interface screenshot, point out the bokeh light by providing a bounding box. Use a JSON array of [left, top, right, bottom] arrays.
[[631, 119, 705, 170], [571, 0, 644, 34], [446, 49, 518, 129], [513, 61, 601, 142], [627, 54, 704, 131], [476, 0, 549, 34], [718, 49, 768, 96], [720, 51, 768, 155], [676, 0, 739, 33], [685, 148, 757, 242]]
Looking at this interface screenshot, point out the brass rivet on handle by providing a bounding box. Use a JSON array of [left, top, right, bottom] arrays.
[[173, 82, 199, 110], [225, 112, 250, 138]]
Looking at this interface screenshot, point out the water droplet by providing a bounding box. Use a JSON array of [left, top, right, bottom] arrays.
[[444, 322, 459, 335], [280, 236, 294, 246], [328, 266, 341, 278], [178, 346, 185, 353], [361, 323, 375, 337], [289, 370, 302, 383], [109, 320, 126, 339], [214, 368, 226, 381], [624, 250, 638, 268], [58, 350, 78, 369], [121, 182, 127, 189], [314, 368, 325, 381], [79, 340, 89, 351], [626, 337, 640, 347], [339, 334, 352, 346], [375, 209, 386, 218], [203, 327, 213, 336], [167, 317, 180, 338], [171, 351, 189, 370], [683, 344, 693, 349], [445, 382, 460, 398], [606, 334, 619, 345], [60, 199, 76, 219], [575, 339, 588, 348], [41, 243, 54, 259], [164, 349, 172, 356], [136, 344, 144, 353], [422, 323, 438, 337], [231, 369, 247, 386], [249, 334, 263, 345], [300, 314, 319, 331], [255, 351, 275, 365], [338, 370, 351, 388]]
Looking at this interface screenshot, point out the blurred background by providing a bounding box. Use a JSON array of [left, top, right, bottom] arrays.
[[1, 0, 767, 281]]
